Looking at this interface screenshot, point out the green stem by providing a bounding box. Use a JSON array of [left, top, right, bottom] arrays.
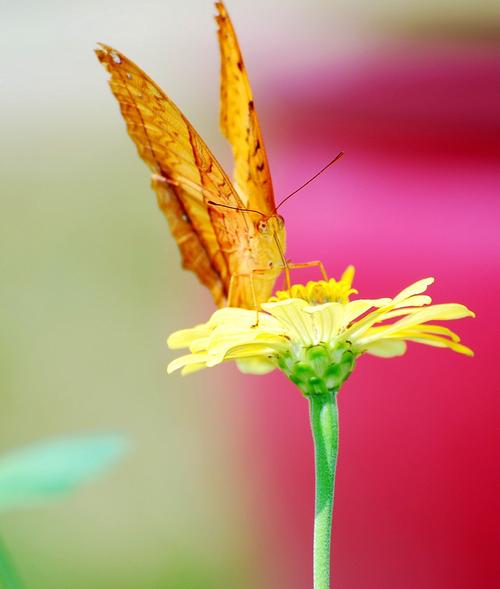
[[0, 535, 24, 589], [309, 392, 339, 589]]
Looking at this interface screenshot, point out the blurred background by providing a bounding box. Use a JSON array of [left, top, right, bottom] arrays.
[[1, 0, 499, 587]]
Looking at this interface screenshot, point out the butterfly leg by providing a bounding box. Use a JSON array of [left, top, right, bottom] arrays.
[[248, 267, 282, 326], [249, 271, 260, 326], [284, 260, 329, 282], [229, 261, 328, 312], [284, 265, 291, 290], [225, 271, 259, 324], [227, 271, 259, 312], [227, 273, 237, 307], [227, 268, 280, 326]]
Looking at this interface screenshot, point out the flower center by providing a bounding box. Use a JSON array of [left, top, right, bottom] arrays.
[[270, 278, 357, 305]]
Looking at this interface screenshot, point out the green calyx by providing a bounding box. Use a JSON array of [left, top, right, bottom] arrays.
[[278, 342, 357, 397]]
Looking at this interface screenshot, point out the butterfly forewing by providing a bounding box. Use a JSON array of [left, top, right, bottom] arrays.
[[215, 2, 276, 216], [96, 43, 253, 306]]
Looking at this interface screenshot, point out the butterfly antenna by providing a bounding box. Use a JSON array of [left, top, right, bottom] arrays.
[[275, 151, 344, 212], [207, 201, 265, 217]]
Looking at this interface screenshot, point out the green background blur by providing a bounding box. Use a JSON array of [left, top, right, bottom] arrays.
[[2, 2, 260, 587], [1, 0, 497, 587]]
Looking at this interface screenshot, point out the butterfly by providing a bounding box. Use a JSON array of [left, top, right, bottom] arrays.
[[95, 2, 291, 310]]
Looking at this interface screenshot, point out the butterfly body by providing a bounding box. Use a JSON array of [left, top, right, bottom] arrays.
[[96, 3, 285, 309], [226, 213, 286, 308]]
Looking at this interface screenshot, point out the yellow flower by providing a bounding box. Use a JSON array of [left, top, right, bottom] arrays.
[[167, 267, 474, 395]]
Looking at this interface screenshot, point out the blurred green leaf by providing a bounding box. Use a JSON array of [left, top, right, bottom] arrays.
[[0, 434, 128, 512]]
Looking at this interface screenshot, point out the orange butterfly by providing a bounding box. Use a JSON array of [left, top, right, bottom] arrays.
[[96, 2, 330, 309]]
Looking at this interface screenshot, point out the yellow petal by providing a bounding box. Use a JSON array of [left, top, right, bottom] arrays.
[[181, 363, 208, 375], [343, 299, 391, 326], [236, 357, 276, 374], [361, 304, 474, 344], [343, 306, 394, 340], [304, 302, 345, 341], [397, 324, 461, 342], [405, 334, 474, 356], [393, 278, 434, 303], [167, 325, 211, 349], [372, 308, 424, 322], [341, 265, 356, 287], [390, 304, 474, 329], [364, 339, 407, 357], [189, 337, 211, 353], [263, 299, 316, 345], [167, 353, 209, 374], [393, 295, 432, 308]]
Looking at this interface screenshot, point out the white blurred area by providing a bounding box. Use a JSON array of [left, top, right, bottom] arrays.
[[1, 0, 497, 588], [2, 0, 498, 117]]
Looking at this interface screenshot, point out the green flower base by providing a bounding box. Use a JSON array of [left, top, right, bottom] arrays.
[[278, 343, 357, 396]]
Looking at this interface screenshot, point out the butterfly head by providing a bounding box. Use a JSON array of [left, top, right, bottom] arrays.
[[256, 214, 284, 236]]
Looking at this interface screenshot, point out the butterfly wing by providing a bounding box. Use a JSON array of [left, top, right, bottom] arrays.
[[151, 176, 225, 306], [215, 2, 276, 216], [96, 44, 251, 307]]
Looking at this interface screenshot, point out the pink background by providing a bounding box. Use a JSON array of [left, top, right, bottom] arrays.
[[238, 45, 500, 589]]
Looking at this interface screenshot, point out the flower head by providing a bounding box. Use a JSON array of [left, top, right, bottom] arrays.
[[167, 267, 474, 396]]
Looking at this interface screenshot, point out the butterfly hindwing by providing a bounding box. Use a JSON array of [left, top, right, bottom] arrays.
[[152, 176, 226, 306]]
